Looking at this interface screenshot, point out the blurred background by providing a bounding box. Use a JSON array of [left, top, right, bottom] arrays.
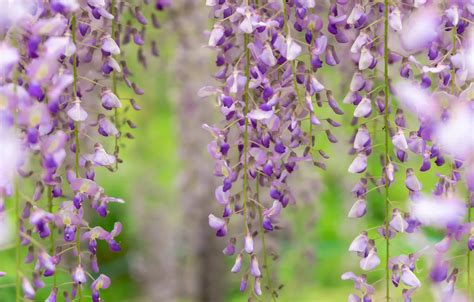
[[0, 2, 471, 301]]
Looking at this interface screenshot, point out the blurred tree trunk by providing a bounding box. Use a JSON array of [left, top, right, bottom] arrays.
[[131, 1, 226, 301], [171, 1, 226, 301]]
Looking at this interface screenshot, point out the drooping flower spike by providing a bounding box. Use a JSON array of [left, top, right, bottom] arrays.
[[339, 1, 473, 300], [203, 0, 347, 298], [0, 0, 169, 300]]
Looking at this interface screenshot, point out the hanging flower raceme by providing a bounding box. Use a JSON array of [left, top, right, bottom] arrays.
[[202, 0, 343, 298], [337, 0, 473, 300], [0, 0, 168, 300]]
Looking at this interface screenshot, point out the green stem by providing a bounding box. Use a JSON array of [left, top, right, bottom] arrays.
[[71, 14, 83, 302], [47, 187, 57, 288], [256, 176, 276, 301], [243, 32, 250, 234], [15, 184, 20, 302], [383, 2, 390, 301]]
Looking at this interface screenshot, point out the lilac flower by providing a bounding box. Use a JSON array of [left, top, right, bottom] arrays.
[[223, 238, 236, 256], [92, 143, 116, 167], [348, 153, 368, 174], [348, 199, 366, 218], [399, 7, 439, 52], [400, 266, 420, 288], [101, 35, 120, 55], [73, 265, 87, 284], [250, 255, 261, 277], [101, 89, 122, 110], [353, 97, 372, 118], [208, 214, 227, 237], [435, 102, 474, 159], [411, 196, 466, 228], [22, 277, 35, 299], [404, 169, 422, 192], [91, 274, 111, 302], [430, 257, 449, 282], [45, 287, 58, 302], [67, 98, 88, 122], [262, 200, 282, 230], [348, 232, 368, 254], [353, 125, 370, 151], [360, 248, 380, 271], [244, 232, 254, 254], [254, 277, 262, 296], [285, 37, 302, 61], [390, 209, 408, 233], [389, 8, 402, 31], [231, 254, 243, 273], [82, 222, 122, 254]]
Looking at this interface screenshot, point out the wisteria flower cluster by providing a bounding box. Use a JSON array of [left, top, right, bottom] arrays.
[[203, 0, 473, 301], [0, 0, 168, 301], [203, 0, 347, 299]]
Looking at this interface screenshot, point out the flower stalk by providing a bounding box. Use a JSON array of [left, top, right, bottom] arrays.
[[243, 31, 250, 234], [383, 2, 391, 301], [71, 14, 83, 302], [256, 175, 276, 301]]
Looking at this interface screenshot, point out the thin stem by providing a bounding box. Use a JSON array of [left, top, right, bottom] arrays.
[[47, 187, 57, 288], [243, 30, 250, 234], [15, 181, 20, 302], [256, 175, 276, 301], [71, 14, 83, 302], [383, 2, 391, 301]]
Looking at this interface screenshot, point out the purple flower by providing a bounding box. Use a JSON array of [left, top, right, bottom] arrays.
[[22, 277, 35, 299], [231, 254, 243, 273], [67, 98, 88, 122], [348, 153, 368, 174], [101, 89, 122, 110], [73, 265, 87, 284], [348, 198, 366, 218], [244, 232, 254, 254], [400, 266, 420, 288], [208, 214, 227, 237], [348, 232, 368, 254], [360, 248, 380, 271], [250, 255, 261, 277], [101, 35, 120, 55], [91, 274, 111, 302]]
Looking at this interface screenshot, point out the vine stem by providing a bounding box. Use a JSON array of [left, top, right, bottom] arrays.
[[71, 14, 83, 302], [14, 181, 20, 302], [383, 1, 390, 301], [243, 30, 250, 234], [47, 187, 57, 288], [256, 175, 276, 301]]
